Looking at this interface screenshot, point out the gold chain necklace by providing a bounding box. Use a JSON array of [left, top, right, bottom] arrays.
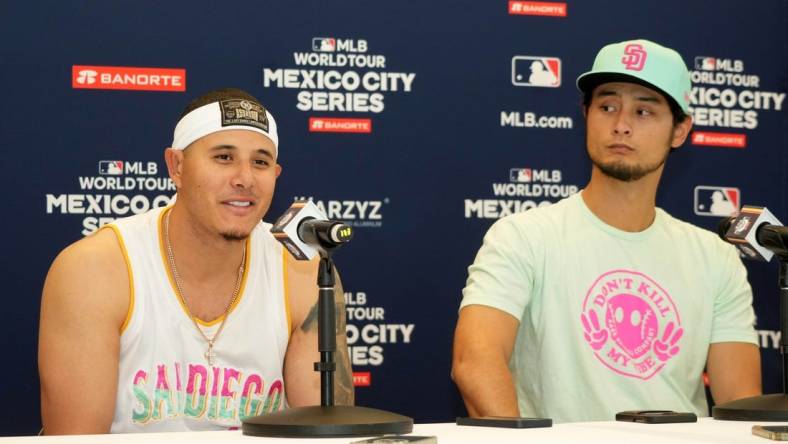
[[163, 208, 246, 367]]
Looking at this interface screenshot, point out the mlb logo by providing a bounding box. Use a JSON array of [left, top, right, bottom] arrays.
[[312, 37, 336, 52], [99, 160, 124, 175], [694, 57, 716, 71], [512, 56, 561, 87], [693, 186, 740, 216], [510, 168, 532, 183]]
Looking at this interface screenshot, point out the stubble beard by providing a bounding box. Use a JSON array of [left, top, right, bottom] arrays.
[[588, 134, 673, 182], [220, 231, 249, 242], [219, 204, 267, 242], [592, 155, 667, 182], [219, 219, 256, 242]]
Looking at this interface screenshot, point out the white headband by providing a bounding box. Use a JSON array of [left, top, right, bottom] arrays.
[[171, 99, 279, 154]]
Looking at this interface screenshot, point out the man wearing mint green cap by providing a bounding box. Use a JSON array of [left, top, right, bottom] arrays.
[[453, 39, 761, 422]]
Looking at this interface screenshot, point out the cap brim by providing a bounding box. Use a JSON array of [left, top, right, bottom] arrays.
[[576, 72, 682, 113]]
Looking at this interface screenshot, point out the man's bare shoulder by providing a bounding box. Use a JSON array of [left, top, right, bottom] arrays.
[[285, 253, 320, 283], [50, 228, 128, 282], [42, 228, 130, 327], [39, 227, 129, 434]]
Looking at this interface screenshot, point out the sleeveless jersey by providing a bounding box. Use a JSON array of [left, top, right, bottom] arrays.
[[106, 206, 291, 432]]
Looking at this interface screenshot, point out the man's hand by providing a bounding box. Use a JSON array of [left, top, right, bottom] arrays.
[[581, 308, 608, 351]]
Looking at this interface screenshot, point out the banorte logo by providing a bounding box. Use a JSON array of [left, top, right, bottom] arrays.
[[76, 70, 98, 85], [508, 1, 567, 17], [72, 65, 186, 92], [309, 117, 371, 134], [580, 270, 683, 380], [621, 44, 647, 71]]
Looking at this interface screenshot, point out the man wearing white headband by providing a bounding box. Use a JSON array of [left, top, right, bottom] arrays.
[[39, 88, 354, 434], [453, 40, 760, 422]]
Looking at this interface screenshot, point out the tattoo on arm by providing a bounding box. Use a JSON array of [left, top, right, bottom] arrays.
[[301, 303, 319, 333], [299, 301, 348, 334], [334, 345, 354, 405], [298, 267, 354, 404], [333, 268, 354, 405]]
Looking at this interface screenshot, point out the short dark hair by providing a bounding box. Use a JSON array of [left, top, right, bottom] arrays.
[[179, 87, 262, 120], [582, 86, 689, 127]]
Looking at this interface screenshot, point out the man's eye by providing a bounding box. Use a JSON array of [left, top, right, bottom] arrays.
[[637, 109, 653, 116], [601, 105, 616, 112], [254, 159, 269, 166], [215, 154, 231, 161]]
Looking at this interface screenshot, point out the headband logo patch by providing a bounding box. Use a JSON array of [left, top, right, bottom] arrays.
[[219, 99, 269, 132], [621, 44, 647, 72]]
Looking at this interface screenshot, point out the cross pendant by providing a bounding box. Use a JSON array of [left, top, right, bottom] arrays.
[[205, 342, 216, 367]]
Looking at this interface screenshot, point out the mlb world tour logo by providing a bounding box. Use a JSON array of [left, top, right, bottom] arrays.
[[465, 168, 579, 219], [262, 37, 416, 114], [688, 56, 785, 131], [46, 160, 174, 236]]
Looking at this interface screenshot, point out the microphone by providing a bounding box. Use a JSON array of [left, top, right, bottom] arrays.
[[718, 206, 786, 261], [298, 218, 353, 248], [271, 200, 353, 260]]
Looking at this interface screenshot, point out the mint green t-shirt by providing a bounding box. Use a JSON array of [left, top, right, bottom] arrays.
[[460, 192, 757, 423]]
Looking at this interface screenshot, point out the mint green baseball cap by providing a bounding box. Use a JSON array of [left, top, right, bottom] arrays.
[[576, 39, 691, 115]]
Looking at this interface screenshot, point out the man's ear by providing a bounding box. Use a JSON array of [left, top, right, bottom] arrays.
[[164, 148, 184, 189], [670, 115, 693, 149]]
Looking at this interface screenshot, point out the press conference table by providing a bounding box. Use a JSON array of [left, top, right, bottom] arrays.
[[0, 419, 781, 444]]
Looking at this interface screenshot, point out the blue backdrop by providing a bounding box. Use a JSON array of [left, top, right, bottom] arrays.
[[1, 0, 787, 436]]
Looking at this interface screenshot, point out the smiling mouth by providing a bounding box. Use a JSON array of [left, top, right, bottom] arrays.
[[222, 199, 258, 210], [226, 201, 252, 207]]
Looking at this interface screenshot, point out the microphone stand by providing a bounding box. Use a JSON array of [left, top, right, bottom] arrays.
[[713, 258, 788, 420], [242, 242, 413, 437]]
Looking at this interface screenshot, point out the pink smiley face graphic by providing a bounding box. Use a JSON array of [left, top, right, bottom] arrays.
[[605, 294, 658, 360], [581, 270, 683, 380]]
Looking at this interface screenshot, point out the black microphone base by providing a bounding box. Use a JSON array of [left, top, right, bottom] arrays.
[[241, 405, 413, 437], [713, 393, 788, 421]]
